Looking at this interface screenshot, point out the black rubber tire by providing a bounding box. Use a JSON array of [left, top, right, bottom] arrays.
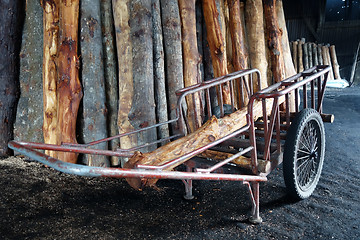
[[283, 108, 325, 201]]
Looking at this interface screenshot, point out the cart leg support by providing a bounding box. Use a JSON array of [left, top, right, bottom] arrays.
[[244, 181, 263, 224], [182, 165, 194, 200]]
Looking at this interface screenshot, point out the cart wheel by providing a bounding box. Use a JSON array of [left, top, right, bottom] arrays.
[[283, 108, 325, 201]]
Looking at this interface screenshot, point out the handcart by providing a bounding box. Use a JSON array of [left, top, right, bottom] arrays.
[[9, 65, 333, 224]]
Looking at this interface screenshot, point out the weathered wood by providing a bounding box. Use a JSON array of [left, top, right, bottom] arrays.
[[203, 0, 231, 104], [292, 41, 298, 72], [297, 39, 304, 73], [312, 43, 318, 67], [124, 96, 284, 190], [322, 45, 334, 80], [56, 0, 83, 163], [101, 0, 119, 165], [263, 0, 285, 84], [245, 0, 268, 92], [276, 0, 296, 111], [303, 42, 309, 70], [41, 0, 59, 158], [228, 0, 250, 107], [0, 0, 22, 156], [317, 44, 323, 65], [350, 41, 360, 84], [14, 0, 43, 144], [80, 0, 109, 166], [152, 0, 170, 140], [330, 45, 340, 79], [308, 42, 313, 68], [160, 0, 184, 134], [129, 0, 157, 150], [179, 0, 202, 132], [113, 0, 137, 157]]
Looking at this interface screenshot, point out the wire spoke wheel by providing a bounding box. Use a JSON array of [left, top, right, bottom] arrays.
[[283, 109, 325, 200]]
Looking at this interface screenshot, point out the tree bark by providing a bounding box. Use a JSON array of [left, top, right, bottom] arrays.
[[228, 0, 250, 108], [113, 0, 136, 156], [0, 0, 22, 156], [129, 0, 157, 151], [152, 0, 170, 140], [80, 0, 109, 166], [101, 0, 119, 165], [308, 42, 313, 68], [56, 0, 83, 163], [263, 0, 285, 84], [322, 45, 334, 80], [303, 42, 309, 70], [317, 44, 323, 65], [312, 43, 318, 66], [160, 0, 184, 134], [124, 96, 284, 190], [202, 0, 231, 104], [178, 0, 203, 133], [14, 0, 43, 144], [245, 0, 268, 92], [298, 39, 304, 73], [42, 0, 59, 158], [330, 45, 340, 79], [291, 41, 298, 73]]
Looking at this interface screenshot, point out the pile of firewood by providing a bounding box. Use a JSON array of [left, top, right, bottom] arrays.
[[290, 39, 341, 80], [7, 0, 297, 166]]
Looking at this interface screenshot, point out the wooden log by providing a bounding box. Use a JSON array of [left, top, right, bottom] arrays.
[[80, 0, 109, 166], [330, 45, 341, 79], [0, 0, 22, 156], [245, 0, 268, 92], [221, 0, 233, 74], [56, 0, 83, 163], [101, 0, 119, 165], [124, 96, 284, 190], [276, 0, 296, 111], [312, 43, 318, 66], [308, 42, 313, 68], [228, 0, 250, 107], [112, 0, 137, 156], [179, 0, 203, 132], [317, 44, 323, 65], [14, 0, 44, 144], [152, 0, 170, 139], [129, 0, 157, 150], [160, 0, 184, 134], [41, 0, 59, 158], [292, 41, 298, 72], [297, 39, 304, 73], [303, 42, 309, 70], [322, 45, 334, 80], [263, 0, 285, 84], [202, 0, 231, 104]]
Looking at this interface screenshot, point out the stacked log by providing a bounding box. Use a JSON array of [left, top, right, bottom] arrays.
[[290, 39, 341, 80]]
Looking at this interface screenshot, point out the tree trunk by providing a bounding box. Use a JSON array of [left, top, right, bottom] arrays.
[[178, 0, 203, 133], [322, 45, 334, 80], [276, 0, 296, 111], [113, 0, 136, 157], [312, 43, 318, 66], [292, 41, 298, 72], [80, 0, 109, 167], [317, 44, 323, 65], [228, 0, 250, 108], [129, 0, 157, 151], [0, 0, 22, 157], [56, 0, 83, 163], [14, 0, 43, 144], [263, 0, 285, 84], [202, 0, 231, 104], [330, 45, 340, 79], [308, 42, 313, 68], [101, 0, 119, 165], [303, 42, 309, 70], [160, 0, 184, 134], [42, 0, 59, 158], [152, 0, 170, 140], [124, 96, 284, 190], [298, 39, 304, 73], [245, 0, 268, 92]]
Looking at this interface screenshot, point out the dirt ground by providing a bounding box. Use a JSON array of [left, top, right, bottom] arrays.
[[1, 87, 359, 240]]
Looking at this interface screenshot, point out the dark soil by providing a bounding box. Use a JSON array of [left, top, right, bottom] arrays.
[[1, 87, 359, 240]]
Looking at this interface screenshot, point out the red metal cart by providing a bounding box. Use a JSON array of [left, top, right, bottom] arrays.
[[9, 65, 332, 224]]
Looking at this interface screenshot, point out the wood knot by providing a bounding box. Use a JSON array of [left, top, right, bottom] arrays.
[[208, 135, 215, 142]]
